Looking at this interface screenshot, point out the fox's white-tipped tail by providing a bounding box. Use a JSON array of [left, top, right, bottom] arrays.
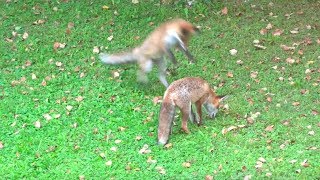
[[99, 51, 136, 64]]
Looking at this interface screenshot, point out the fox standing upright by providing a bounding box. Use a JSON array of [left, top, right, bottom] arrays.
[[99, 19, 199, 87], [157, 77, 227, 145]]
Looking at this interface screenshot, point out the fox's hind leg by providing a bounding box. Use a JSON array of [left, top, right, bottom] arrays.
[[180, 102, 192, 134], [137, 59, 153, 83]]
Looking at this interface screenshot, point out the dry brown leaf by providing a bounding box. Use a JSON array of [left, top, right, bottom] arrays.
[[33, 19, 45, 25], [280, 45, 295, 51], [286, 57, 295, 64], [75, 96, 84, 102], [205, 175, 213, 180], [292, 102, 300, 106], [266, 96, 272, 102], [272, 29, 283, 36], [221, 7, 228, 15], [153, 96, 162, 105], [266, 23, 273, 30], [155, 166, 166, 174], [260, 28, 268, 35], [41, 79, 47, 86], [265, 125, 274, 132], [311, 109, 318, 115], [43, 113, 52, 121], [300, 159, 309, 167], [227, 72, 233, 78], [0, 141, 4, 149]]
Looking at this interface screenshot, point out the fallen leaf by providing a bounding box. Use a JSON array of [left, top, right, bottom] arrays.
[[221, 7, 228, 15], [205, 175, 213, 180], [31, 73, 37, 79], [22, 32, 29, 40], [0, 141, 4, 149], [66, 105, 73, 111], [147, 156, 157, 164], [260, 28, 268, 35], [266, 23, 273, 30], [33, 19, 45, 25], [164, 143, 172, 149], [265, 125, 274, 132], [153, 96, 162, 105], [250, 71, 258, 79], [266, 96, 272, 102], [229, 49, 237, 56], [182, 162, 191, 168], [102, 5, 109, 10], [308, 131, 315, 136], [34, 120, 41, 128], [300, 159, 309, 167], [41, 79, 47, 86], [266, 172, 272, 177], [292, 102, 300, 106], [135, 135, 142, 141], [227, 72, 233, 78], [107, 35, 113, 41], [110, 146, 117, 152], [286, 57, 295, 64], [155, 166, 166, 174], [93, 46, 100, 54], [280, 45, 295, 51], [99, 152, 106, 158], [75, 96, 84, 102], [311, 109, 318, 115], [272, 29, 283, 36], [290, 159, 297, 164], [132, 0, 139, 4], [254, 44, 267, 50], [139, 144, 151, 154], [105, 160, 112, 166], [43, 113, 52, 121]]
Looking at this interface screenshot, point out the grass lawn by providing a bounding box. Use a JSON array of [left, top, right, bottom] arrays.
[[1, 0, 319, 179]]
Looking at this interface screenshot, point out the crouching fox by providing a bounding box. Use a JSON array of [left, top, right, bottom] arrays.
[[158, 77, 227, 145]]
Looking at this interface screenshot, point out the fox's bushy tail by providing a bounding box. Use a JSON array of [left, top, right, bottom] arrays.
[[99, 51, 136, 64], [158, 101, 176, 145]]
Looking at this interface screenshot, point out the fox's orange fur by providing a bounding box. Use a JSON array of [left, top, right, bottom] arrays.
[[158, 77, 227, 145], [99, 19, 199, 87]]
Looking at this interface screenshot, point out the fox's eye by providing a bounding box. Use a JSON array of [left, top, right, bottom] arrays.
[[181, 28, 189, 36]]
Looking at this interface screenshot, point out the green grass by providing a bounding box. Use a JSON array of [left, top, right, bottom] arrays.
[[1, 0, 319, 179]]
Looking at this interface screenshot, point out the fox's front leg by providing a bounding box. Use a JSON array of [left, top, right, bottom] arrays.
[[166, 48, 178, 66], [177, 42, 195, 63], [195, 100, 203, 126]]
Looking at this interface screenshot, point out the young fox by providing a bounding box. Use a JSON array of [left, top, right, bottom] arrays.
[[99, 19, 199, 87], [158, 77, 227, 145]]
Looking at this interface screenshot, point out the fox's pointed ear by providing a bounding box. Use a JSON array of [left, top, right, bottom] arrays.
[[218, 95, 229, 102]]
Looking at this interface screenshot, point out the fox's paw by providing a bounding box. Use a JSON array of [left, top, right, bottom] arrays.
[[181, 128, 190, 134]]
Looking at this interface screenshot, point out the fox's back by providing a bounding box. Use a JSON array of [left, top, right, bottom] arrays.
[[164, 77, 210, 105]]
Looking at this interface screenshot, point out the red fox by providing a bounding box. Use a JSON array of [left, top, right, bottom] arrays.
[[157, 77, 227, 145], [99, 19, 199, 87]]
